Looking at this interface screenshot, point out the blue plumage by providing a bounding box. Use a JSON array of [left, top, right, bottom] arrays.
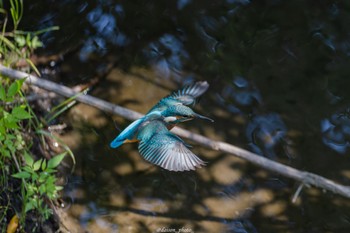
[[137, 119, 205, 171], [110, 117, 145, 148], [110, 81, 213, 171]]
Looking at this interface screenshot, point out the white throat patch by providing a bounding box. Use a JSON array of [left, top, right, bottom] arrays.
[[164, 116, 177, 122]]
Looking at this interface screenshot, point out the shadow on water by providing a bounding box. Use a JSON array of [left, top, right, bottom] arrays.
[[20, 0, 350, 232]]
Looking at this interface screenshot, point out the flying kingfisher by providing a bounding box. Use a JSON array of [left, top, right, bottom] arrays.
[[110, 81, 213, 171]]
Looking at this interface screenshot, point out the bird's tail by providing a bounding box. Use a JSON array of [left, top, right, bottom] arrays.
[[110, 139, 124, 148], [110, 117, 144, 149]]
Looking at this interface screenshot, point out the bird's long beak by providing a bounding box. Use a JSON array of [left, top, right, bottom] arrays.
[[194, 113, 214, 122]]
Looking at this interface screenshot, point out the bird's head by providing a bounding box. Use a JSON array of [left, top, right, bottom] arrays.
[[163, 104, 213, 124]]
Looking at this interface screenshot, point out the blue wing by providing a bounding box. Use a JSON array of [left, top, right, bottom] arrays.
[[110, 117, 144, 148], [137, 121, 205, 171], [147, 81, 209, 113], [169, 81, 209, 105]]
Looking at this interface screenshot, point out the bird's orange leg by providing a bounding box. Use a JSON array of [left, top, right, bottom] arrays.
[[123, 139, 139, 144]]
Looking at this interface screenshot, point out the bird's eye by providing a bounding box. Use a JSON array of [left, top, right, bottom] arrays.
[[182, 115, 192, 118]]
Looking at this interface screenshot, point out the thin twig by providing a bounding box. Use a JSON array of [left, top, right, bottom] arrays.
[[1, 64, 350, 198]]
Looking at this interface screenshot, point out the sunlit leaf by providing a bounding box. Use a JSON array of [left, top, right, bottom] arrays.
[[33, 158, 42, 171], [12, 171, 30, 179], [22, 166, 32, 173], [47, 152, 66, 169], [12, 106, 32, 119], [7, 82, 19, 97], [26, 33, 30, 45], [23, 152, 34, 167], [31, 36, 43, 49], [41, 159, 47, 170], [15, 35, 26, 47]]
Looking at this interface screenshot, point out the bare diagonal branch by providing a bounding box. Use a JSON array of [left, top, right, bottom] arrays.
[[1, 64, 350, 198]]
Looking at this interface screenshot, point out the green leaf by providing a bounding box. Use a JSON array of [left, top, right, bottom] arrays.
[[25, 202, 34, 212], [41, 159, 47, 170], [3, 114, 19, 129], [0, 34, 22, 55], [25, 58, 41, 77], [38, 184, 46, 195], [47, 152, 66, 169], [4, 137, 15, 153], [0, 121, 6, 135], [7, 82, 19, 98], [31, 172, 39, 181], [26, 33, 30, 45], [15, 35, 26, 47], [31, 36, 43, 49], [33, 158, 42, 171], [22, 167, 32, 173], [12, 106, 32, 120], [16, 78, 26, 89], [12, 171, 30, 179], [6, 134, 16, 140], [38, 173, 47, 183], [44, 168, 56, 173], [0, 86, 5, 101], [0, 148, 11, 158], [24, 152, 34, 167]]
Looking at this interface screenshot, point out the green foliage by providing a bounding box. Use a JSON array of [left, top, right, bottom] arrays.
[[0, 0, 58, 75], [12, 152, 66, 220], [0, 79, 30, 157], [0, 1, 69, 230], [1, 79, 74, 231], [0, 79, 72, 228], [9, 0, 23, 31]]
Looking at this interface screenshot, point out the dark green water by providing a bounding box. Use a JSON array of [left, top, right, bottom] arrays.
[[22, 1, 350, 232]]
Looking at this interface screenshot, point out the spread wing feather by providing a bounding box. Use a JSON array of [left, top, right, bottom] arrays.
[[147, 81, 210, 113], [137, 121, 205, 171], [169, 81, 209, 105]]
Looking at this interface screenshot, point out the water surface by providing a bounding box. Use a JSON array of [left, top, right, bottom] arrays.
[[22, 1, 350, 232]]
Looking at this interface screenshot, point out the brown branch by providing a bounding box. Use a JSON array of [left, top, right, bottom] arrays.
[[1, 64, 350, 198]]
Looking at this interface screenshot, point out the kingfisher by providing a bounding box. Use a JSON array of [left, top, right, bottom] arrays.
[[110, 81, 213, 171]]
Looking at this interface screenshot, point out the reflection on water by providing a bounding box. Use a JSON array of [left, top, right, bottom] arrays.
[[144, 34, 189, 80], [22, 0, 350, 232], [246, 113, 287, 159], [321, 108, 350, 154], [80, 4, 129, 61], [218, 76, 262, 114]]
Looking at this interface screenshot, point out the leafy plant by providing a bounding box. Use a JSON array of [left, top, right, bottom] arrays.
[[0, 78, 73, 231], [0, 0, 58, 74], [12, 152, 66, 221], [9, 0, 23, 31], [0, 79, 30, 160], [0, 1, 71, 231]]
